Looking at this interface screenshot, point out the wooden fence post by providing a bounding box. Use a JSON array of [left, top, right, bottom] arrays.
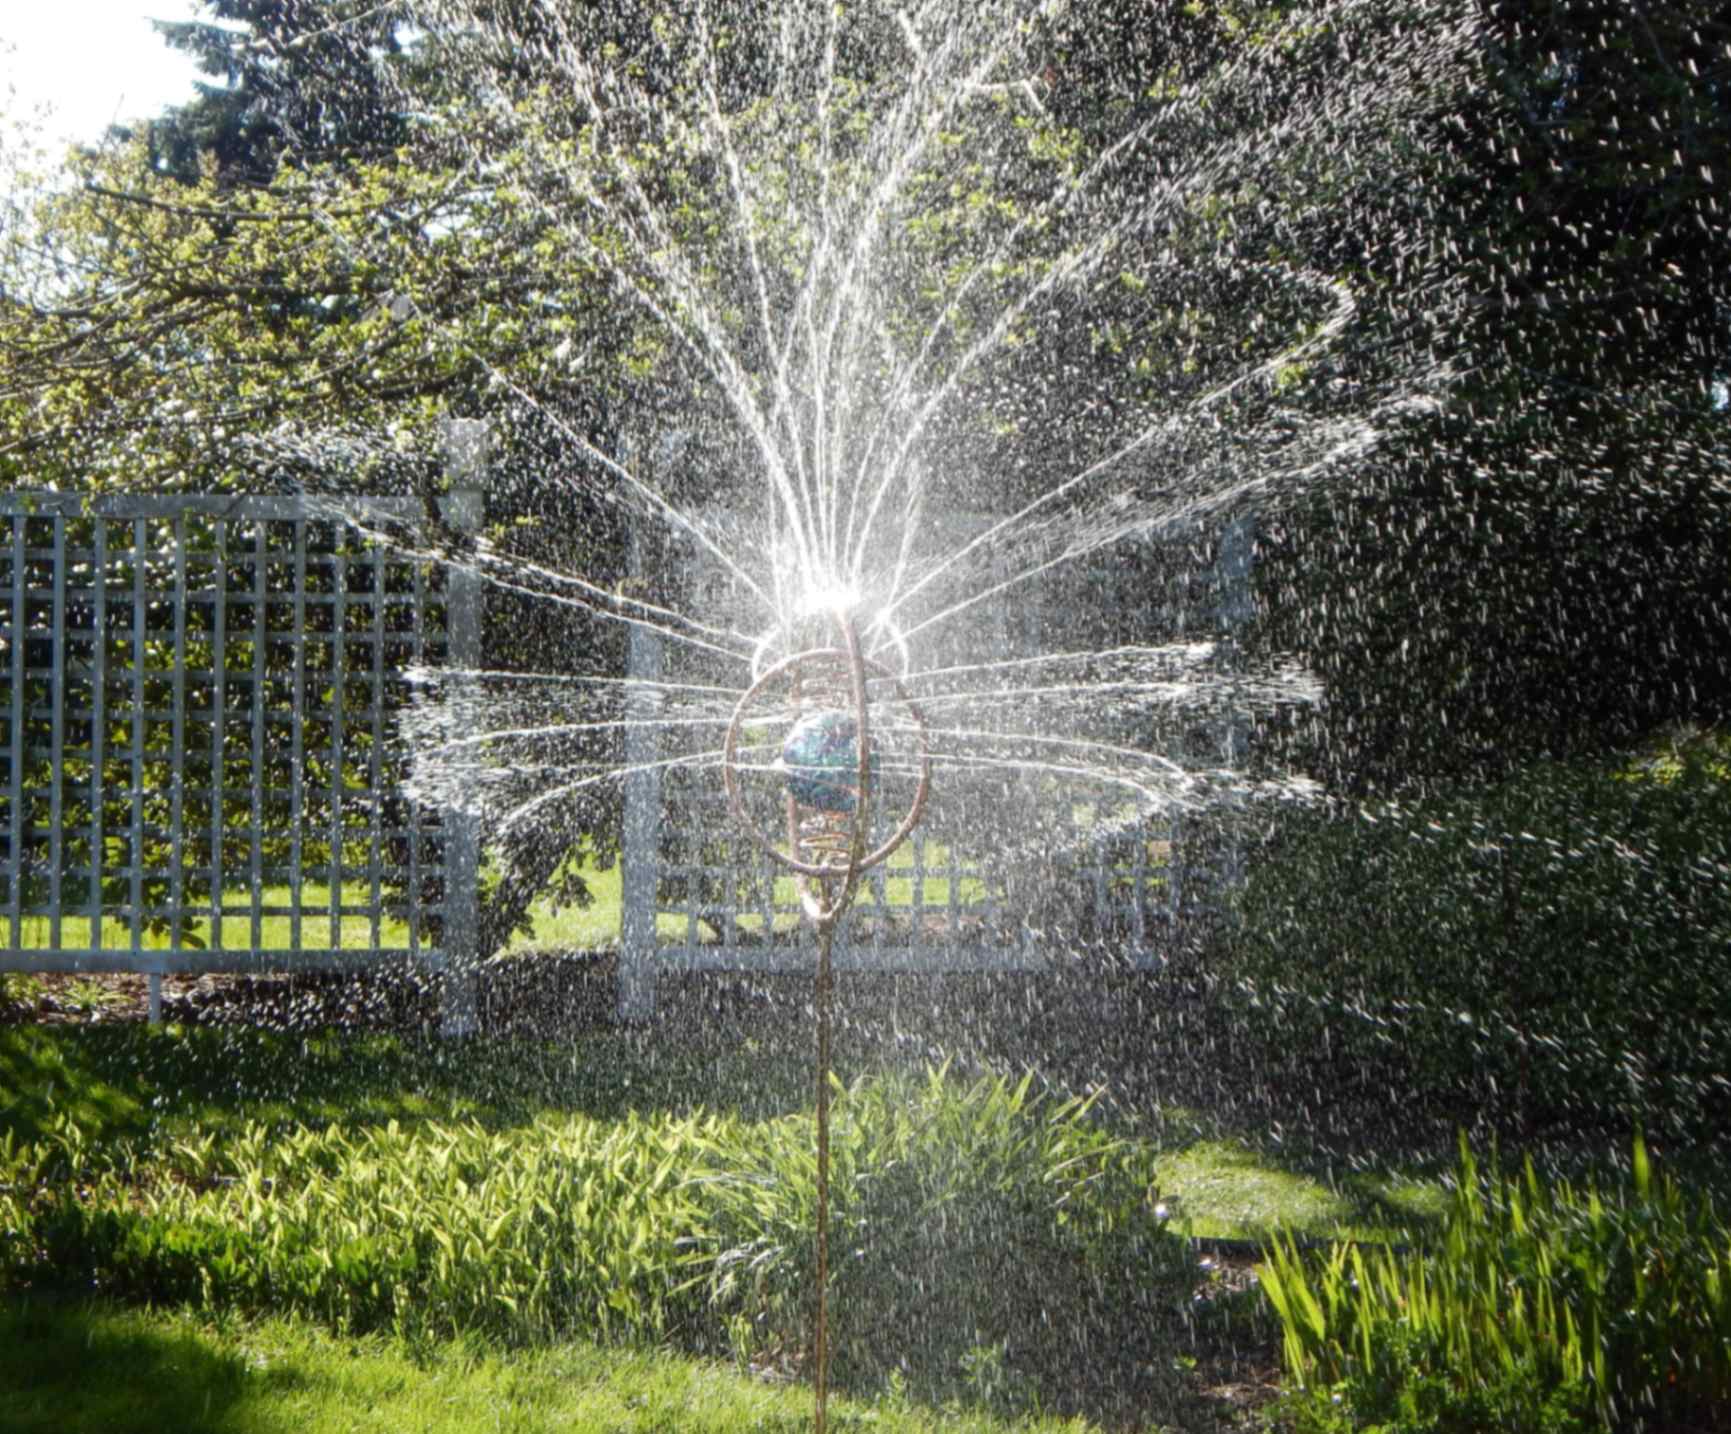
[[440, 419, 490, 1036], [617, 516, 664, 1021]]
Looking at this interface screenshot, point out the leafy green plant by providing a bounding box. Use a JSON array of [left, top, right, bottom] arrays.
[[0, 974, 53, 1011], [7, 1108, 714, 1345], [692, 1069, 1193, 1407], [1260, 1135, 1731, 1433], [1221, 736, 1731, 1138], [0, 1068, 1193, 1412]]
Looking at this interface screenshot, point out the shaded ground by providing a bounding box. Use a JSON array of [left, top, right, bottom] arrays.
[[3, 950, 1464, 1215]]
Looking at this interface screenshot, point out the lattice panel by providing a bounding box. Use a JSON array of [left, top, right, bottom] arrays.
[[1, 494, 457, 973]]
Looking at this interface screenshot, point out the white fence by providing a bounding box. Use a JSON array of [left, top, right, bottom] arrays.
[[0, 487, 483, 1025], [2, 464, 1249, 1028]]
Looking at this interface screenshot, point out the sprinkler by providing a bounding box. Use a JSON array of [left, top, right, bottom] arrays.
[[722, 605, 931, 1434]]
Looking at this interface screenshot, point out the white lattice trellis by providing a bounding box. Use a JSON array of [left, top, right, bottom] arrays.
[[0, 483, 484, 1026]]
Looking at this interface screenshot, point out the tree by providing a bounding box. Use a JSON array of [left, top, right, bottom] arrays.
[[0, 0, 648, 948], [1248, 0, 1731, 791], [142, 0, 417, 184]]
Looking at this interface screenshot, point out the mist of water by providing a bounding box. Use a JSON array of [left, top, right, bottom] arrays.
[[372, 0, 1487, 853], [143, 0, 1727, 1166]]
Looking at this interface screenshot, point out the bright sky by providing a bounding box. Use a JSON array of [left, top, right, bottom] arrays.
[[2, 0, 207, 156]]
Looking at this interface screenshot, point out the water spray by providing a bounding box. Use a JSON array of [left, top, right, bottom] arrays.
[[722, 602, 931, 1433]]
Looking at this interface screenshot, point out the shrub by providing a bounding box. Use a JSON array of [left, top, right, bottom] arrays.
[[1261, 1136, 1731, 1433], [1219, 733, 1731, 1138], [692, 1069, 1194, 1404], [10, 1111, 710, 1344]]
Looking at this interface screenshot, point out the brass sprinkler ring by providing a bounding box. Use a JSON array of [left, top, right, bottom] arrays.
[[721, 646, 932, 882]]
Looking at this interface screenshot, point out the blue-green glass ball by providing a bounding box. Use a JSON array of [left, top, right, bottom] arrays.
[[780, 710, 877, 813]]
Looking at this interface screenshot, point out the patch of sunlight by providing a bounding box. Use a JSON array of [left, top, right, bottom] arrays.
[[1158, 1140, 1448, 1242]]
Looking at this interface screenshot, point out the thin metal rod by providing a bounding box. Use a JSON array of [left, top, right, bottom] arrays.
[[90, 520, 108, 952], [329, 552, 347, 947], [249, 520, 267, 952], [127, 518, 146, 960], [290, 521, 306, 953], [169, 513, 187, 948], [719, 607, 935, 1434], [407, 555, 426, 957], [6, 515, 23, 952], [836, 613, 873, 910], [813, 910, 834, 1434], [814, 609, 866, 1434], [368, 545, 386, 951], [210, 518, 228, 952], [48, 515, 67, 951]]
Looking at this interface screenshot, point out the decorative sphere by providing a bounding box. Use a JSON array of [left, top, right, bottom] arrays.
[[780, 710, 876, 813]]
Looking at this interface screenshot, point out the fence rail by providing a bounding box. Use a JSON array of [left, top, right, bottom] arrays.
[[0, 487, 482, 1024]]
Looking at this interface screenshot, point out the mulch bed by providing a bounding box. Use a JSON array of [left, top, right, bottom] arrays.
[[0, 955, 618, 1034]]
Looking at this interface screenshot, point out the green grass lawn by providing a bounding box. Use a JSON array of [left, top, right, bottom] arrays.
[[515, 840, 992, 950], [6, 884, 421, 953], [5, 841, 993, 955], [0, 1296, 1091, 1434], [1153, 1137, 1448, 1242]]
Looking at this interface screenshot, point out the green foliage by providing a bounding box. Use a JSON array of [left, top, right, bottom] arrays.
[[144, 0, 415, 185], [692, 1069, 1191, 1406], [0, 1020, 816, 1153], [0, 1067, 1192, 1410], [1261, 1135, 1731, 1433], [0, 1294, 1083, 1434], [1219, 738, 1731, 1138], [1, 1104, 719, 1344], [0, 973, 126, 1018], [1251, 0, 1731, 789]]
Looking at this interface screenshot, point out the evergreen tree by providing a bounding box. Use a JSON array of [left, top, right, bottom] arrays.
[[142, 0, 414, 184]]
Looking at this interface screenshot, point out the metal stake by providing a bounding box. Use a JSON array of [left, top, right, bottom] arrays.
[[722, 606, 931, 1433]]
